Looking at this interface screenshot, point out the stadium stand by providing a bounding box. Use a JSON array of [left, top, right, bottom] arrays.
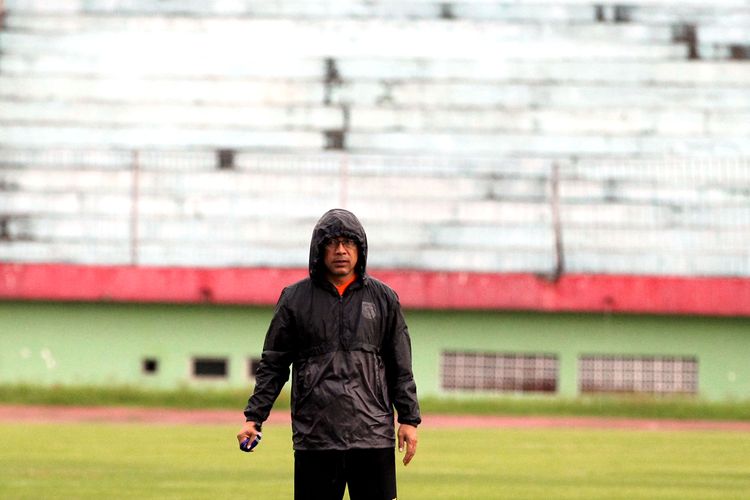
[[0, 0, 749, 283]]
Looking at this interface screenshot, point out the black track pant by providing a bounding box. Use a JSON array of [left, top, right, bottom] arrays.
[[294, 448, 397, 500]]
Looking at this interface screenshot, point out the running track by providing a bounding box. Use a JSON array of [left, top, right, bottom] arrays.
[[1, 405, 749, 432]]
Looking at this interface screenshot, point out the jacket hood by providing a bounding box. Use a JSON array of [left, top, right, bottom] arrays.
[[309, 209, 368, 281]]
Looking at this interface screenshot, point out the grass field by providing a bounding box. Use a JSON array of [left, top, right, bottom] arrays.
[[1, 422, 749, 499], [3, 384, 750, 421]]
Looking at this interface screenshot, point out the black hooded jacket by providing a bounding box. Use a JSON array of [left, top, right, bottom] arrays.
[[244, 209, 421, 450]]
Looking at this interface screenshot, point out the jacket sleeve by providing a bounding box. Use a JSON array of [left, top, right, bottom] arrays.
[[244, 288, 296, 424], [383, 292, 422, 427]]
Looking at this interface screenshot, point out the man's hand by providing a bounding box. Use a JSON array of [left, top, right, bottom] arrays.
[[236, 421, 261, 451], [397, 423, 418, 466]]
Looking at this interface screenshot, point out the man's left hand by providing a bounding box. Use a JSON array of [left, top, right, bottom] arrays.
[[397, 424, 418, 466]]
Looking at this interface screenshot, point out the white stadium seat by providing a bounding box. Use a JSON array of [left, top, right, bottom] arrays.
[[1, 0, 749, 276]]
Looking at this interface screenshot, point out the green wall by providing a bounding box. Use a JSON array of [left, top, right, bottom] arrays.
[[1, 302, 748, 400], [0, 302, 269, 390], [406, 310, 750, 400]]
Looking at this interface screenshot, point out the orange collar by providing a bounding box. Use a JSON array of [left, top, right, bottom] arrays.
[[334, 275, 357, 296]]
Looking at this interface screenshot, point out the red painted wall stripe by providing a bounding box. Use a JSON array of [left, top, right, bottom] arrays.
[[1, 263, 750, 317]]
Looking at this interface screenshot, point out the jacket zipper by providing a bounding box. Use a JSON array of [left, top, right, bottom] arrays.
[[339, 293, 345, 348]]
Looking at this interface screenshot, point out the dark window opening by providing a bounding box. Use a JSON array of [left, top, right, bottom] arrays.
[[142, 358, 159, 375], [193, 357, 228, 378], [248, 358, 262, 378]]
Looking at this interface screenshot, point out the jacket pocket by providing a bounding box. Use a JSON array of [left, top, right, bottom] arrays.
[[294, 355, 333, 413], [293, 360, 312, 408], [375, 356, 391, 410]]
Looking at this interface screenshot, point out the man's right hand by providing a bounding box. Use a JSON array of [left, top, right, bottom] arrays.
[[236, 421, 261, 450]]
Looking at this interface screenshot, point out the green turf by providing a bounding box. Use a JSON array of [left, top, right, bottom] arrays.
[[0, 383, 268, 410], [1, 423, 748, 499], [3, 383, 750, 421]]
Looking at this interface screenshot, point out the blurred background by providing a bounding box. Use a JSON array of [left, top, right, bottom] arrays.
[[0, 0, 749, 404]]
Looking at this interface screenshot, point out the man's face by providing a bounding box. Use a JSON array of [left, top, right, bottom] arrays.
[[323, 236, 358, 282]]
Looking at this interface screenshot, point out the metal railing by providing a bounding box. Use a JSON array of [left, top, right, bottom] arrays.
[[1, 149, 749, 277]]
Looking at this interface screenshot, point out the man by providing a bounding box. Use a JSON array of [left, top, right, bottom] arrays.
[[237, 208, 421, 500]]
